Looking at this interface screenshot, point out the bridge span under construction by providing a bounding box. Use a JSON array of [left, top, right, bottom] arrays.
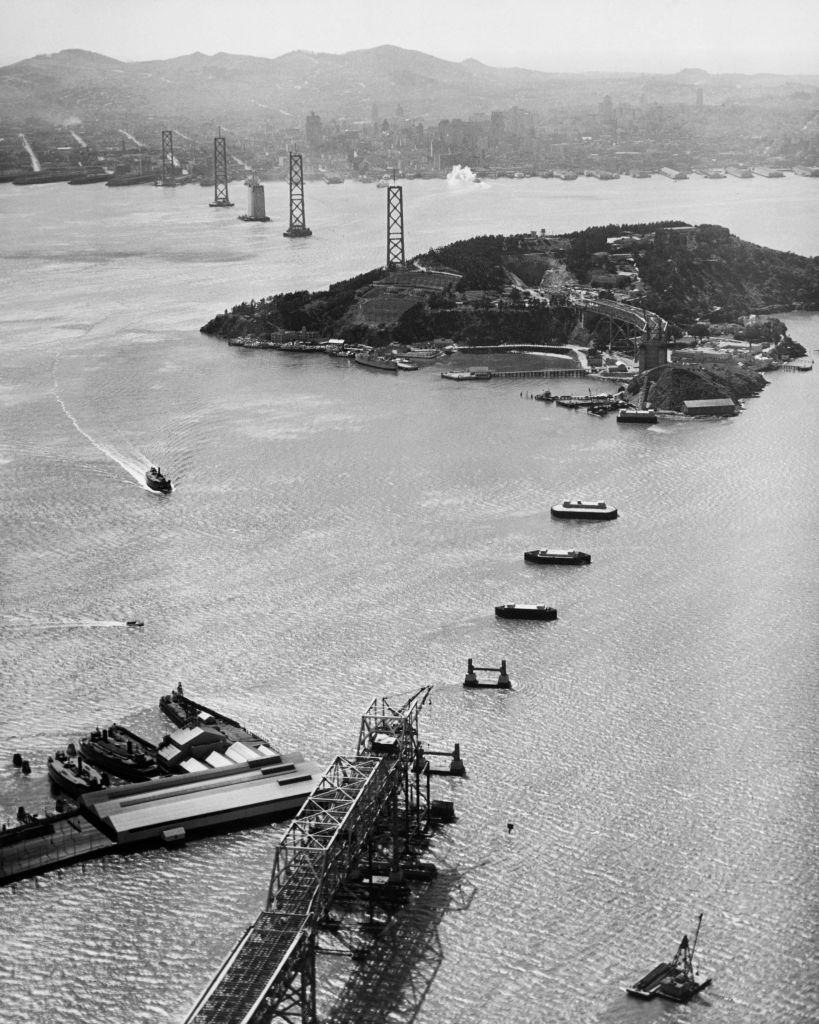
[[184, 686, 460, 1024]]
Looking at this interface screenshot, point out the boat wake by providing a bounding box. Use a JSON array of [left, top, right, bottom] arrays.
[[0, 616, 137, 630], [52, 358, 154, 487]]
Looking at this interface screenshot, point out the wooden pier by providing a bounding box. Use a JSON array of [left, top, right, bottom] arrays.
[[491, 368, 588, 379]]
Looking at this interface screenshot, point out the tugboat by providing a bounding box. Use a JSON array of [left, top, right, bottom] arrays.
[[627, 913, 712, 1002], [524, 549, 591, 565], [145, 465, 172, 492], [495, 604, 557, 620]]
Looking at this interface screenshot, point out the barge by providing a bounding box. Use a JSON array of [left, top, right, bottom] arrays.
[[495, 604, 557, 620], [627, 913, 712, 1003], [551, 500, 618, 520], [524, 549, 591, 565]]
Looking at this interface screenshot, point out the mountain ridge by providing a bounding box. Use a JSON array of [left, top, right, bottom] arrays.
[[2, 46, 817, 126]]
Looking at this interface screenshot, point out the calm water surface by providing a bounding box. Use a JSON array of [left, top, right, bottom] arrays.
[[1, 178, 817, 1024]]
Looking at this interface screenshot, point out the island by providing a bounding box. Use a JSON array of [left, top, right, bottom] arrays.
[[201, 222, 814, 412]]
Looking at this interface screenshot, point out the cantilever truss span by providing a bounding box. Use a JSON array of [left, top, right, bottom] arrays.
[[185, 688, 433, 1024]]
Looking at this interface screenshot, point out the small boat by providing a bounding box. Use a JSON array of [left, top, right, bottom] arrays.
[[394, 358, 419, 371], [48, 746, 110, 797], [627, 913, 712, 1003], [495, 604, 557, 620], [617, 408, 658, 424], [533, 390, 553, 401], [126, 619, 144, 628], [146, 466, 172, 492], [551, 500, 618, 520], [587, 405, 609, 416], [524, 549, 591, 565], [79, 724, 164, 782]]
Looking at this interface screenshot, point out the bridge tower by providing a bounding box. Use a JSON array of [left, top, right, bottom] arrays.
[[386, 184, 405, 268], [283, 152, 312, 237], [638, 315, 669, 373], [209, 128, 233, 208], [160, 129, 176, 187]]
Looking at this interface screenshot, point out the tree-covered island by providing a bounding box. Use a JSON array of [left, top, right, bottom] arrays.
[[201, 222, 815, 411]]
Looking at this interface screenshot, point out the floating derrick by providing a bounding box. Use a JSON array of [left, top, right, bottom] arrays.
[[627, 913, 712, 1003]]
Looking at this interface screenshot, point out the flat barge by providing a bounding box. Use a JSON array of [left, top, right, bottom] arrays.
[[524, 548, 591, 565], [495, 604, 557, 620]]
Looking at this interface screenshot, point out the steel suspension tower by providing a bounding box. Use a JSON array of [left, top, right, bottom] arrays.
[[283, 152, 312, 238], [209, 128, 233, 208], [386, 184, 405, 268], [160, 129, 176, 187]]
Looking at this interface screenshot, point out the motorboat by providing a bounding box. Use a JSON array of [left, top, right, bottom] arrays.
[[146, 466, 172, 492], [494, 604, 557, 620], [550, 500, 618, 520], [524, 549, 591, 565], [126, 620, 144, 628]]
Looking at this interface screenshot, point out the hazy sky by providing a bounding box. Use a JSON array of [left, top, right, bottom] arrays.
[[2, 0, 817, 74]]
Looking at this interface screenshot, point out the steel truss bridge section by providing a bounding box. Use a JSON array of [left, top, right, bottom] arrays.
[[184, 688, 433, 1024]]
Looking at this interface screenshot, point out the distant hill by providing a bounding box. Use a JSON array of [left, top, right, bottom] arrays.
[[1, 46, 818, 126]]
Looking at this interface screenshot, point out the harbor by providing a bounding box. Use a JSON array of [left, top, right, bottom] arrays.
[[1, 175, 816, 1024]]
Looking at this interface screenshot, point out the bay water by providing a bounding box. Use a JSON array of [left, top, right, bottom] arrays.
[[1, 176, 817, 1024]]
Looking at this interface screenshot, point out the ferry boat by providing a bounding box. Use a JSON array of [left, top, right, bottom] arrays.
[[48, 747, 110, 797], [524, 549, 591, 565], [616, 408, 658, 424], [146, 466, 172, 492], [79, 725, 164, 782], [354, 352, 398, 372], [627, 914, 712, 1003], [495, 604, 557, 620], [551, 499, 618, 520]]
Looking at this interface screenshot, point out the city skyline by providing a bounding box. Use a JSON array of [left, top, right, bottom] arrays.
[[2, 0, 818, 76]]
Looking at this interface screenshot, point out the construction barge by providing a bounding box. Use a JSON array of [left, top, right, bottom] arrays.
[[627, 914, 712, 1003]]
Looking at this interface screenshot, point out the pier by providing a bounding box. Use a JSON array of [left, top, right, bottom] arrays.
[[491, 367, 587, 378], [184, 686, 460, 1024]]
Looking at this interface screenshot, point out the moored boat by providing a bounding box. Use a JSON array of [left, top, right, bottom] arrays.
[[146, 466, 172, 492], [524, 549, 591, 565], [627, 913, 711, 1003], [394, 358, 419, 370], [551, 499, 618, 520], [441, 367, 491, 381], [617, 408, 658, 424], [495, 604, 557, 620], [79, 725, 164, 782], [354, 352, 398, 372], [48, 747, 110, 797], [159, 684, 274, 752]]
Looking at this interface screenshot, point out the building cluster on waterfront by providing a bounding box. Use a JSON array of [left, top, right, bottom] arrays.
[[3, 82, 818, 184]]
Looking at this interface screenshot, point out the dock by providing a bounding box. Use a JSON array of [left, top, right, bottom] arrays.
[[1, 811, 116, 884], [491, 368, 588, 379]]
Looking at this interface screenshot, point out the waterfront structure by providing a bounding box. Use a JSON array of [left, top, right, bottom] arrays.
[[386, 183, 406, 268], [283, 152, 312, 238], [682, 398, 737, 416], [209, 129, 233, 208]]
